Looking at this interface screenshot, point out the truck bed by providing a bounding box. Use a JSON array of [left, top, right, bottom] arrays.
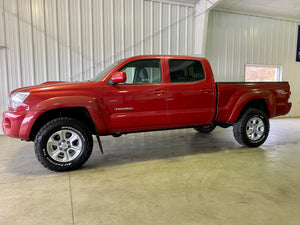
[[216, 82, 291, 123]]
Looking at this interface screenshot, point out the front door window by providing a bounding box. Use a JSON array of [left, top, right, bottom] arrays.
[[117, 59, 162, 85]]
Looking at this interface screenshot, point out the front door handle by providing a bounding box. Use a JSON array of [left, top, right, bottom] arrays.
[[151, 89, 165, 95]]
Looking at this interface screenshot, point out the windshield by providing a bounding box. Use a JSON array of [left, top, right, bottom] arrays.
[[90, 59, 125, 81]]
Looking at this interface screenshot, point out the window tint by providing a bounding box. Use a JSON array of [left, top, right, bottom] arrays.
[[118, 59, 161, 85], [169, 59, 205, 83]]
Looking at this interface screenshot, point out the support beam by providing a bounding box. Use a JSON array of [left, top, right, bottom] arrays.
[[193, 0, 223, 56]]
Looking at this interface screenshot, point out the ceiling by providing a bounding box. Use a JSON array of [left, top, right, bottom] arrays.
[[214, 0, 300, 21], [167, 0, 200, 4], [163, 0, 300, 21]]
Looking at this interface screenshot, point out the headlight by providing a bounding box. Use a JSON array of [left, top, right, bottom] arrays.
[[9, 92, 30, 109]]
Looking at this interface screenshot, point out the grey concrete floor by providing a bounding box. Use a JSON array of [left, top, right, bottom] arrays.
[[0, 118, 300, 225]]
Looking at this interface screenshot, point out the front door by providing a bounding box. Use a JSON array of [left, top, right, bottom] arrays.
[[103, 59, 168, 132]]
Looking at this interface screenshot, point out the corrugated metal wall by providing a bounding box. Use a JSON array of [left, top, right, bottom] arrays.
[[0, 0, 194, 134], [206, 10, 300, 117]]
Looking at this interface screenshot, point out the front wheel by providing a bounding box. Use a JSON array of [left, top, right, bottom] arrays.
[[34, 117, 93, 172], [233, 108, 269, 147]]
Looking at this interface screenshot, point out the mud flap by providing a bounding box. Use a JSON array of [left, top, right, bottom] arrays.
[[93, 123, 104, 154], [96, 134, 104, 154]]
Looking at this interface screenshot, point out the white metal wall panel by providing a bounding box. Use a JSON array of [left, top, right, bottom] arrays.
[[44, 0, 59, 81], [152, 2, 160, 54], [92, 0, 103, 75], [0, 0, 9, 123], [187, 7, 193, 54], [161, 3, 169, 54], [124, 0, 134, 57], [143, 0, 152, 54], [134, 0, 142, 56], [0, 0, 194, 134], [69, 0, 82, 81], [57, 0, 71, 81], [206, 10, 300, 117], [18, 0, 35, 87], [32, 0, 47, 84], [113, 0, 123, 60], [81, 0, 94, 80], [4, 0, 22, 91]]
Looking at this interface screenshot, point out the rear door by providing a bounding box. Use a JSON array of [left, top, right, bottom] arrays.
[[103, 59, 168, 132], [166, 59, 215, 126]]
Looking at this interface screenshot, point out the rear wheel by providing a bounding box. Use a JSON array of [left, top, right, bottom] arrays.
[[194, 124, 216, 133], [34, 117, 93, 172], [233, 108, 269, 147]]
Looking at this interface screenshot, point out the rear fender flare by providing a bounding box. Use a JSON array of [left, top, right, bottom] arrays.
[[227, 91, 275, 123]]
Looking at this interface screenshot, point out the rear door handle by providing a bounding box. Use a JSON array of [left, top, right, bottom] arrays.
[[199, 88, 213, 94]]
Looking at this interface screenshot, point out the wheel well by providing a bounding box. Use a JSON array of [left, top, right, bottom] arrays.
[[240, 99, 269, 118], [29, 107, 96, 141]]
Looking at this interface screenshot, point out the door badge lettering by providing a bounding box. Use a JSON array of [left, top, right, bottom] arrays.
[[115, 107, 134, 111]]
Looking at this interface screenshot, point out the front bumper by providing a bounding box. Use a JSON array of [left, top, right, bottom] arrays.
[[2, 111, 28, 138], [2, 110, 41, 140]]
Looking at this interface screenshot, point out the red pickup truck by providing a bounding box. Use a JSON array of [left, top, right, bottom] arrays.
[[2, 55, 292, 171]]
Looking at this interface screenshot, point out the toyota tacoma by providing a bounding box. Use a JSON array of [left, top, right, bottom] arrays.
[[2, 55, 292, 171]]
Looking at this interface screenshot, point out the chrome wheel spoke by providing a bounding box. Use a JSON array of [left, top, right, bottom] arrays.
[[246, 116, 265, 141], [49, 149, 66, 161], [48, 132, 61, 148], [47, 129, 83, 163], [67, 148, 79, 159], [256, 129, 264, 136], [247, 132, 254, 139], [55, 131, 64, 141], [47, 141, 59, 150], [257, 120, 264, 128], [69, 134, 79, 144], [70, 139, 82, 150], [61, 130, 67, 140], [64, 151, 70, 162], [51, 149, 61, 158]]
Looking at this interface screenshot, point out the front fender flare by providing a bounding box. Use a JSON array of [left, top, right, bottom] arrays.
[[20, 96, 106, 140]]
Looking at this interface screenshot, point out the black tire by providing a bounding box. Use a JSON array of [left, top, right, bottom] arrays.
[[34, 117, 93, 172], [233, 108, 269, 147], [194, 124, 216, 133]]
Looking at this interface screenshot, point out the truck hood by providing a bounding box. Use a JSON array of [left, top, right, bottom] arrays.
[[13, 81, 87, 93]]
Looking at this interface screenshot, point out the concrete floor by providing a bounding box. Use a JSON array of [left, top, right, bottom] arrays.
[[0, 118, 300, 225]]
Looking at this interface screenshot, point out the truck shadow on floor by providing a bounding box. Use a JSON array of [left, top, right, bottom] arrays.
[[4, 128, 239, 176], [7, 127, 286, 176], [82, 128, 254, 170], [5, 119, 300, 177]]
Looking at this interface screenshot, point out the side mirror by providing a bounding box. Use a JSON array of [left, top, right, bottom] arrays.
[[111, 71, 127, 84]]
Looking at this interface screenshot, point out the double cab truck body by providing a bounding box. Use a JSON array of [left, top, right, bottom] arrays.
[[2, 55, 292, 171]]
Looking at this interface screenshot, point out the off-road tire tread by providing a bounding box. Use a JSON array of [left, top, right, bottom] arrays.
[[34, 117, 93, 172], [233, 108, 269, 147]]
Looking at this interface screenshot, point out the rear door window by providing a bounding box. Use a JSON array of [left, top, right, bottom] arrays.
[[168, 59, 205, 83]]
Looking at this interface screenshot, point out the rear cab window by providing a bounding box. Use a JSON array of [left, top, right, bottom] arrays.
[[168, 59, 205, 83]]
